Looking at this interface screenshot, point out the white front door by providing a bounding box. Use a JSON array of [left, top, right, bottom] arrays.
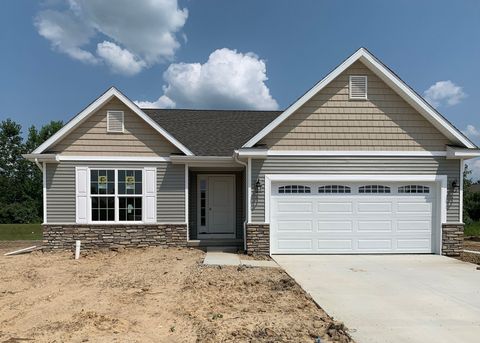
[[270, 182, 437, 254], [198, 175, 235, 238]]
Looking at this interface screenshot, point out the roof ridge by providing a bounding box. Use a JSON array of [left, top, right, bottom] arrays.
[[141, 108, 283, 113]]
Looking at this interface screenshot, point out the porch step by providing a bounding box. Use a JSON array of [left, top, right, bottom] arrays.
[[187, 239, 243, 248]]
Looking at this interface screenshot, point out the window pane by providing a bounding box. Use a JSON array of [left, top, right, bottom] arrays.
[[119, 197, 142, 222], [119, 170, 142, 195]]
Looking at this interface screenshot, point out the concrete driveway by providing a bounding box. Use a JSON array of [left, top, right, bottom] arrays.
[[273, 255, 480, 343]]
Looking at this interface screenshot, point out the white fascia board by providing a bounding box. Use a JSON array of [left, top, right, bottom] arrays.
[[170, 155, 241, 168], [267, 150, 447, 157], [243, 48, 475, 149], [446, 146, 480, 159], [235, 149, 268, 158], [22, 153, 59, 162], [57, 155, 171, 162], [32, 87, 194, 156]]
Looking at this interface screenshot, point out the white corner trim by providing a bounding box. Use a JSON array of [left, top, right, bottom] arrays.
[[57, 155, 171, 162], [243, 48, 475, 149], [43, 162, 47, 224], [460, 159, 464, 223], [247, 157, 252, 222], [267, 150, 447, 157], [32, 87, 194, 156], [263, 174, 448, 225]]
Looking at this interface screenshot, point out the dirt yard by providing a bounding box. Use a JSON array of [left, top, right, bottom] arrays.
[[462, 237, 480, 265], [0, 245, 352, 343]]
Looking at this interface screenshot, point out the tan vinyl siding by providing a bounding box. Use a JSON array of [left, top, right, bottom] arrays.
[[45, 161, 185, 223], [260, 61, 452, 151], [250, 157, 460, 222], [48, 97, 181, 156]]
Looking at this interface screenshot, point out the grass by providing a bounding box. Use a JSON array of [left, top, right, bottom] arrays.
[[0, 224, 43, 241], [465, 221, 480, 237]]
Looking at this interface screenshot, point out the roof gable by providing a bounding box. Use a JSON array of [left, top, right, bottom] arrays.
[[33, 87, 194, 156], [244, 48, 476, 149], [260, 60, 452, 151]]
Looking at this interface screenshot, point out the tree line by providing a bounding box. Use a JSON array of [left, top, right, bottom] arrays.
[[0, 119, 62, 223]]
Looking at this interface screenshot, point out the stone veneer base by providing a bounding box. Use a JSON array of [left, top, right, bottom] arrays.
[[43, 224, 187, 250], [246, 223, 270, 256], [441, 223, 464, 257]]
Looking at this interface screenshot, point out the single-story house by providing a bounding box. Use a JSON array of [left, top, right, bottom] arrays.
[[25, 48, 480, 256]]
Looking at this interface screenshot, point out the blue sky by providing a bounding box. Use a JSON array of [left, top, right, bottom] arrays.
[[1, 0, 479, 177]]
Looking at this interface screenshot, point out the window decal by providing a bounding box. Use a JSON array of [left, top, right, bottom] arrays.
[[318, 185, 351, 194], [278, 185, 311, 194], [398, 185, 430, 194], [358, 185, 391, 194]]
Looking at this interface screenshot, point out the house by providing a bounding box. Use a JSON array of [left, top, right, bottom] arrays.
[[24, 48, 480, 256]]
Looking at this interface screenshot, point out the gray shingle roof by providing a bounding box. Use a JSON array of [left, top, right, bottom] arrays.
[[142, 109, 281, 156]]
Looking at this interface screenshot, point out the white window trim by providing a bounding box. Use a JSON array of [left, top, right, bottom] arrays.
[[349, 75, 368, 100], [87, 167, 146, 224], [106, 110, 124, 133]]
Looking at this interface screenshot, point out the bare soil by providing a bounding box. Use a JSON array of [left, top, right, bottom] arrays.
[[0, 245, 352, 343], [462, 237, 480, 265]]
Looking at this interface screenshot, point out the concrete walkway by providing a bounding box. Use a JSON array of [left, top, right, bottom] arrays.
[[203, 248, 278, 268], [274, 254, 480, 343]]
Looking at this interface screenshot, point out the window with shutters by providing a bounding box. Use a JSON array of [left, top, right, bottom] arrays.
[[107, 110, 124, 133], [349, 75, 368, 100], [90, 169, 143, 222]]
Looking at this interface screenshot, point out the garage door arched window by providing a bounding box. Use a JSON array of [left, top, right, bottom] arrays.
[[359, 185, 391, 194], [398, 185, 430, 194], [318, 185, 351, 194], [278, 185, 311, 194]]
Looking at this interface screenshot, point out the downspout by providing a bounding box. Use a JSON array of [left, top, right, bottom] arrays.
[[233, 152, 248, 251]]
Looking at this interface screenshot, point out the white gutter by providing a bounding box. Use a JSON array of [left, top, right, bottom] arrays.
[[34, 158, 43, 172], [233, 152, 248, 251], [446, 146, 480, 159], [22, 153, 58, 163]]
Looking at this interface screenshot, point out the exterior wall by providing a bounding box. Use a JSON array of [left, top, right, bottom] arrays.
[[250, 156, 461, 222], [246, 223, 270, 255], [48, 97, 181, 156], [188, 170, 245, 240], [259, 61, 452, 151], [441, 223, 464, 256], [43, 224, 187, 250], [45, 161, 186, 224]]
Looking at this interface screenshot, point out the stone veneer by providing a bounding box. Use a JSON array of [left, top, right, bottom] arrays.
[[43, 224, 187, 250], [246, 223, 270, 255], [441, 223, 464, 256]]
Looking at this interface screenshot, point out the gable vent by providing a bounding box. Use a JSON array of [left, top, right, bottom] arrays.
[[349, 75, 368, 99], [107, 110, 124, 133]]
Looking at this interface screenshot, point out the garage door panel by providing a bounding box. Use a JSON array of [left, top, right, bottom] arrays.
[[357, 202, 392, 213], [270, 181, 437, 254], [357, 220, 393, 232], [317, 202, 353, 213], [397, 220, 431, 232], [318, 239, 353, 250], [317, 220, 353, 232], [277, 220, 313, 232], [357, 239, 393, 250], [276, 201, 313, 213]]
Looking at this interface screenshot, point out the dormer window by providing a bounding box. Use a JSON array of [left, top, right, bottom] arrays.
[[349, 75, 368, 100], [107, 110, 124, 133]]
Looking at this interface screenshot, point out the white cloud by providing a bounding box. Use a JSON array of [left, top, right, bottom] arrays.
[[35, 0, 188, 75], [135, 48, 279, 110], [423, 80, 466, 107], [462, 124, 480, 140], [97, 41, 146, 76]]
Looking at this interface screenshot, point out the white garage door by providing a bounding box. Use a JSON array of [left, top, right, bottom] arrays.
[[270, 182, 437, 254]]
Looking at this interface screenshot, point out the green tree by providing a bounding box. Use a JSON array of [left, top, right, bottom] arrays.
[[0, 119, 62, 223], [463, 163, 480, 223]]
